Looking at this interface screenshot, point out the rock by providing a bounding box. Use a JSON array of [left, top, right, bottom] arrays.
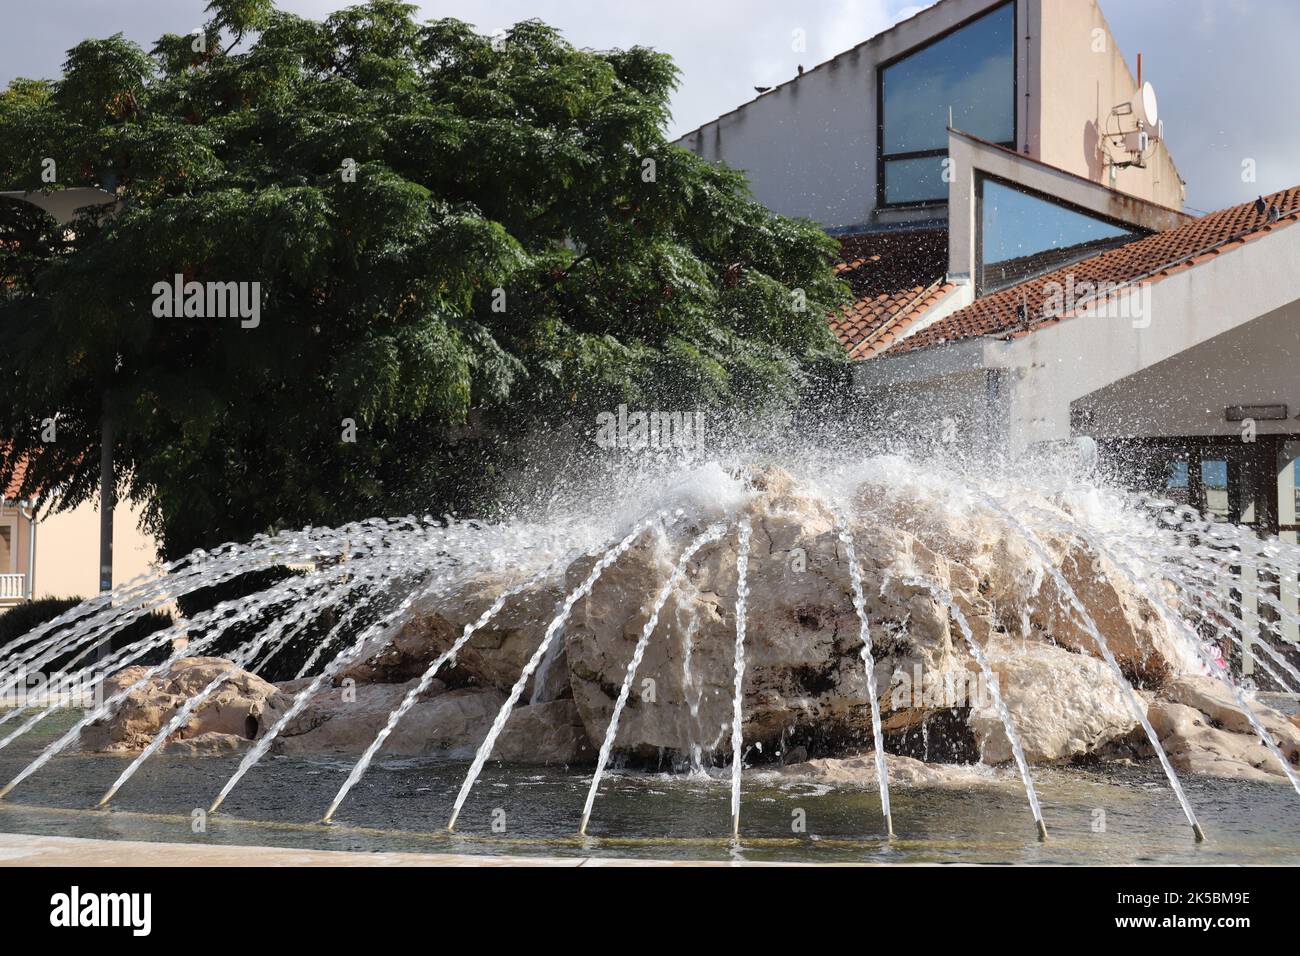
[[1147, 700, 1286, 782], [1022, 533, 1181, 686], [860, 478, 1184, 685], [79, 657, 285, 755], [160, 732, 252, 756], [271, 681, 593, 764], [1167, 676, 1300, 745], [490, 700, 595, 764], [339, 570, 566, 698], [78, 657, 591, 764], [1156, 674, 1300, 777], [774, 752, 1014, 790], [968, 638, 1137, 764], [560, 472, 993, 761]]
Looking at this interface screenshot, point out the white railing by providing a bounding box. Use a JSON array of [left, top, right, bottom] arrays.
[[0, 573, 26, 601]]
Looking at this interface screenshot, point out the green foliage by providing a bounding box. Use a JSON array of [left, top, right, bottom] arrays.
[[0, 598, 84, 655], [0, 597, 174, 669], [0, 2, 848, 558]]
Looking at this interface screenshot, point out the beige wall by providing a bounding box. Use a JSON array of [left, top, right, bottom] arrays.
[[31, 498, 159, 600], [1035, 0, 1184, 209], [675, 0, 1185, 228]]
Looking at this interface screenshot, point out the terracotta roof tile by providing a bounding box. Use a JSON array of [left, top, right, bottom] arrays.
[[828, 230, 953, 359], [886, 187, 1300, 355], [2, 455, 28, 500]]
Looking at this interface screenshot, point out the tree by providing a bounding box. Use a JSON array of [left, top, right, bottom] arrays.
[[0, 0, 848, 560]]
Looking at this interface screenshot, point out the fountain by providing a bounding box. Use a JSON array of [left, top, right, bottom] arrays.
[[1, 451, 1299, 863]]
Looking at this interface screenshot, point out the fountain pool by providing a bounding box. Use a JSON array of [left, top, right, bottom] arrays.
[[1, 452, 1298, 864]]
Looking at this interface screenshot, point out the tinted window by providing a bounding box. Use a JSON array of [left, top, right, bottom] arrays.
[[879, 2, 1015, 204], [883, 155, 949, 206], [979, 179, 1140, 291], [882, 3, 1015, 155]]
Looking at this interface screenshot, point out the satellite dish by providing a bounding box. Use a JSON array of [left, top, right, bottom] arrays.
[[1132, 81, 1158, 128]]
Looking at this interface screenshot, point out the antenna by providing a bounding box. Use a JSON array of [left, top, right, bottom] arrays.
[[1132, 81, 1159, 128], [1104, 81, 1161, 177]]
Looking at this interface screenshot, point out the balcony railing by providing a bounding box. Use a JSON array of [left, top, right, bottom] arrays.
[[0, 573, 27, 603]]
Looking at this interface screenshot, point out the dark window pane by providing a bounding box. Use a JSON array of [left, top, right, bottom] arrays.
[[979, 179, 1140, 290], [884, 155, 947, 205], [882, 3, 1015, 155]]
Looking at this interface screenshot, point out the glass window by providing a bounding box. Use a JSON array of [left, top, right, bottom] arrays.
[[978, 178, 1142, 292], [1201, 459, 1231, 523], [883, 155, 948, 206], [880, 2, 1015, 205], [1165, 460, 1189, 491]]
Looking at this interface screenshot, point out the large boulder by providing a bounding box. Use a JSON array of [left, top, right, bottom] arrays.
[[1144, 675, 1300, 781], [563, 470, 972, 761], [968, 638, 1137, 764], [80, 657, 285, 754], [271, 681, 592, 764], [1147, 701, 1285, 782]]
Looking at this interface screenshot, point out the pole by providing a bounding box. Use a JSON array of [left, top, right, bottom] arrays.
[[97, 401, 113, 661], [20, 500, 36, 600]]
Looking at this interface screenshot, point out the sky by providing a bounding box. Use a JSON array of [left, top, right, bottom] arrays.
[[2, 0, 1297, 214]]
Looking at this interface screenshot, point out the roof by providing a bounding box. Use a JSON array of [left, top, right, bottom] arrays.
[[829, 230, 957, 359], [2, 455, 28, 501], [885, 186, 1300, 355]]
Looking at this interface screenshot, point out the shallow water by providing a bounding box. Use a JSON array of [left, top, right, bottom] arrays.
[[0, 710, 1297, 865]]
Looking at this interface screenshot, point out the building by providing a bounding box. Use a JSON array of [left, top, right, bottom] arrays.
[[0, 454, 157, 610], [676, 0, 1300, 675]]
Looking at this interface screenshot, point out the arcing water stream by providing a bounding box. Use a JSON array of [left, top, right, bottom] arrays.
[[0, 451, 1298, 854]]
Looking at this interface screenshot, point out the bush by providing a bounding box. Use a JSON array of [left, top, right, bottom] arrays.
[[0, 596, 176, 670], [0, 597, 83, 656]]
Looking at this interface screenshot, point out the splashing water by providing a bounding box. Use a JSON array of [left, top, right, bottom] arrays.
[[446, 513, 668, 832], [323, 561, 565, 824], [729, 517, 752, 841], [1040, 508, 1300, 799], [837, 514, 893, 837], [1, 449, 1299, 854], [579, 522, 728, 836], [904, 576, 1048, 842], [976, 491, 1205, 842]]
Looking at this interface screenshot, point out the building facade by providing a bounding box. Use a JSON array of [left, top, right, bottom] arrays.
[[1, 465, 158, 610], [677, 0, 1300, 676]]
